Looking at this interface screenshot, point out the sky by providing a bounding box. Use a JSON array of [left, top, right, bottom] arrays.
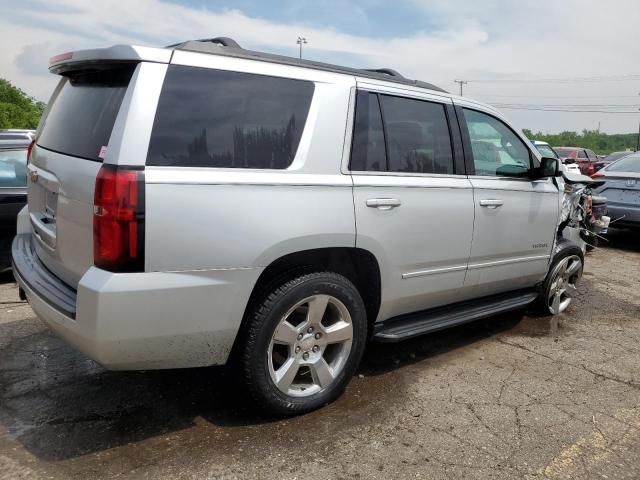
[[1, 0, 639, 134]]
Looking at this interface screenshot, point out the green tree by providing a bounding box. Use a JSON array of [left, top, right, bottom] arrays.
[[0, 78, 45, 129], [523, 128, 638, 156]]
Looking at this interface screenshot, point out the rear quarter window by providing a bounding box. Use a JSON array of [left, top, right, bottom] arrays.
[[147, 65, 315, 169]]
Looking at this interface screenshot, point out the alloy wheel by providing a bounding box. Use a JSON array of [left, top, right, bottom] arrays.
[[547, 254, 583, 314], [268, 294, 353, 397]]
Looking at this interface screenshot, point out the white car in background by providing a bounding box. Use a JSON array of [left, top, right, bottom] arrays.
[[532, 140, 581, 175]]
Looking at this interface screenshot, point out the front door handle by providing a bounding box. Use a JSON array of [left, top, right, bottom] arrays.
[[479, 199, 504, 209], [366, 198, 401, 210]]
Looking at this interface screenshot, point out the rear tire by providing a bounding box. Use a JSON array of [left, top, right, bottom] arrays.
[[240, 272, 367, 416]]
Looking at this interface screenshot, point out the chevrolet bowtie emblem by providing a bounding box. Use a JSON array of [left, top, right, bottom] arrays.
[[29, 170, 38, 183]]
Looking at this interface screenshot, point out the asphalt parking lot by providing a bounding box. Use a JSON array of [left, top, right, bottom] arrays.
[[1, 229, 639, 480]]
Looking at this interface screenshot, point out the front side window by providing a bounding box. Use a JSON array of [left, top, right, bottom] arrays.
[[0, 149, 27, 187], [463, 109, 531, 177], [147, 65, 314, 169], [577, 150, 587, 159], [350, 91, 454, 174]]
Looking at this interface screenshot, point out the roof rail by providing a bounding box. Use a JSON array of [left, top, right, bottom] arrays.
[[364, 68, 406, 79], [169, 38, 447, 94], [166, 36, 242, 49]]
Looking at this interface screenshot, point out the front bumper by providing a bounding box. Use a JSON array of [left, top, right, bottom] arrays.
[[12, 233, 262, 370]]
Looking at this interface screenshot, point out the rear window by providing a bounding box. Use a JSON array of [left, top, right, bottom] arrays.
[[37, 65, 135, 162], [607, 153, 640, 173], [0, 149, 27, 187], [555, 148, 575, 158], [147, 65, 314, 169]]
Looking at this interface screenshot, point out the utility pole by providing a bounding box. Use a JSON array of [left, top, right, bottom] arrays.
[[454, 79, 468, 96], [296, 37, 307, 59]]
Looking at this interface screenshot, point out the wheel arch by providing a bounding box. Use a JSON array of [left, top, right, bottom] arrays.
[[230, 247, 382, 361]]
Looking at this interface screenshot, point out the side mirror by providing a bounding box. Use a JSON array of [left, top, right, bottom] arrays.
[[533, 157, 561, 179]]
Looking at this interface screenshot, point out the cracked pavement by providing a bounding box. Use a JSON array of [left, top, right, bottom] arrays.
[[0, 228, 639, 479]]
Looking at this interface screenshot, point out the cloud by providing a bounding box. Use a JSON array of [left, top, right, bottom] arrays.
[[1, 0, 639, 133]]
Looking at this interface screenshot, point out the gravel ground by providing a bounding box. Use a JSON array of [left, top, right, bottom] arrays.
[[1, 229, 639, 480]]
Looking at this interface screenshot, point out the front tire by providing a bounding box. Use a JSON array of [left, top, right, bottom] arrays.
[[240, 272, 367, 416], [538, 244, 584, 315]]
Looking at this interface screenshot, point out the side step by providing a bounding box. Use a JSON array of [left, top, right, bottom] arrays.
[[373, 290, 538, 343]]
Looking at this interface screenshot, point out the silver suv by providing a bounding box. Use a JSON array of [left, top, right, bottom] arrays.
[[12, 37, 582, 416]]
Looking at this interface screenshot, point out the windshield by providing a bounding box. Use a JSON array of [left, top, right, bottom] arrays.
[[607, 153, 640, 173], [0, 149, 28, 187], [535, 144, 558, 159]]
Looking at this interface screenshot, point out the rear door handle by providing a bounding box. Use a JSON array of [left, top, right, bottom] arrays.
[[479, 199, 504, 209], [366, 198, 401, 210]]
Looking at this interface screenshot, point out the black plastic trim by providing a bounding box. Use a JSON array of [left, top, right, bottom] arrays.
[[373, 289, 538, 342], [12, 234, 77, 319], [453, 105, 475, 176], [445, 104, 466, 175]]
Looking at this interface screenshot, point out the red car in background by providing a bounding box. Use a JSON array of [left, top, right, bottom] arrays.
[[555, 147, 598, 175]]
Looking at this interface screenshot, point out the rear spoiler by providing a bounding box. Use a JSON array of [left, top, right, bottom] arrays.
[[49, 45, 172, 74]]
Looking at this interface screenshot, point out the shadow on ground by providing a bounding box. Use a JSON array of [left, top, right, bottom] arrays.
[[0, 302, 557, 463]]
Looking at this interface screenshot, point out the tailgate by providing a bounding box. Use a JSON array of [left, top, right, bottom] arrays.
[[28, 64, 135, 287]]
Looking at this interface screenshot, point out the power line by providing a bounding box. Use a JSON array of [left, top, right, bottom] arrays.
[[467, 74, 640, 84], [491, 103, 640, 108], [476, 94, 640, 99], [492, 106, 640, 113]]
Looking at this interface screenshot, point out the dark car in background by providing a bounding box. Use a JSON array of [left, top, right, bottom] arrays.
[[592, 153, 640, 229], [555, 147, 598, 176], [594, 150, 633, 173], [0, 137, 29, 270]]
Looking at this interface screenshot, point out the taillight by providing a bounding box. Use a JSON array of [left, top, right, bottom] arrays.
[[93, 164, 145, 272], [26, 140, 35, 165]]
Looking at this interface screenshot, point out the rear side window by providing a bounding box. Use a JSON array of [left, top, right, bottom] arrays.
[[350, 91, 386, 172], [147, 65, 314, 169], [350, 91, 454, 174], [37, 65, 134, 161], [0, 149, 27, 187]]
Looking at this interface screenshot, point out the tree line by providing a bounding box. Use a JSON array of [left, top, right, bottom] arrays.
[[522, 129, 638, 156], [0, 78, 46, 129]]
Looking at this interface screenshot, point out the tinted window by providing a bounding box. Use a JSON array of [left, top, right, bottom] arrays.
[[147, 66, 314, 169], [607, 153, 640, 173], [587, 149, 597, 159], [38, 65, 134, 161], [380, 95, 453, 174], [577, 150, 587, 158], [350, 91, 386, 171], [0, 149, 27, 187], [463, 109, 531, 177]]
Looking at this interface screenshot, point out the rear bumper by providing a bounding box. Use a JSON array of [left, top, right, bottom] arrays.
[[12, 233, 262, 370], [608, 203, 640, 227]]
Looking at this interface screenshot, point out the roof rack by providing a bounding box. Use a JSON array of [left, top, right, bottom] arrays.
[[364, 68, 406, 79], [168, 37, 447, 94]]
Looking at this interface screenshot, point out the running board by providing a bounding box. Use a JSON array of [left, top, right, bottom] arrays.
[[373, 290, 539, 342]]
